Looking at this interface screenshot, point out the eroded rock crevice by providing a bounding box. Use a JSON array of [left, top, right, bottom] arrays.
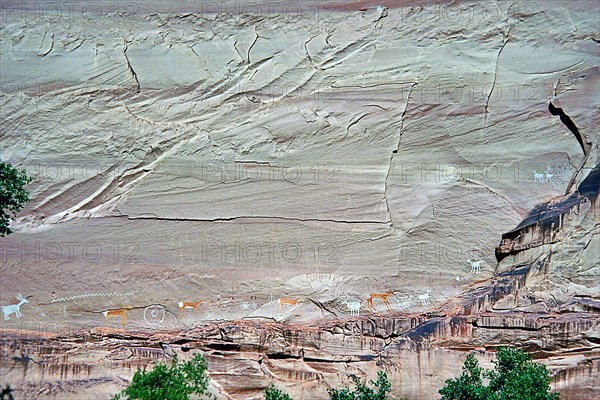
[[548, 100, 590, 157]]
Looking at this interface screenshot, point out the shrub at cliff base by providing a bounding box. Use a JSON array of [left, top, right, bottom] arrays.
[[112, 347, 557, 400], [112, 353, 213, 400], [265, 371, 399, 400], [439, 347, 560, 400], [264, 384, 293, 400]]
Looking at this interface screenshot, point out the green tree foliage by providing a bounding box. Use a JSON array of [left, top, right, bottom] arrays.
[[439, 347, 559, 400], [0, 385, 14, 400], [438, 354, 494, 400], [264, 384, 293, 400], [112, 353, 212, 400], [264, 371, 397, 400], [0, 161, 32, 236], [328, 371, 393, 400]]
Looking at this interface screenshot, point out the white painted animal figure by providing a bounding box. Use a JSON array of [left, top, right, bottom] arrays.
[[467, 259, 483, 274], [418, 290, 431, 306], [544, 171, 554, 183], [2, 294, 28, 320], [341, 300, 362, 316], [533, 171, 545, 183], [240, 301, 256, 311]]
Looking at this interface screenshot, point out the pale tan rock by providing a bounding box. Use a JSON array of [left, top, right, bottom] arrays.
[[0, 0, 598, 399]]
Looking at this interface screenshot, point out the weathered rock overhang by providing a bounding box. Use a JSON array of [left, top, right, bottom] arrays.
[[496, 163, 599, 262]]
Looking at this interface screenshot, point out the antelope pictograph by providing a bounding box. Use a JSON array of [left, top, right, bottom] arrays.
[[2, 294, 28, 320], [367, 291, 394, 311], [418, 290, 431, 306], [178, 301, 204, 316], [239, 295, 258, 311], [533, 171, 545, 183], [341, 300, 362, 316], [103, 308, 130, 327], [467, 259, 483, 274], [277, 298, 301, 311]]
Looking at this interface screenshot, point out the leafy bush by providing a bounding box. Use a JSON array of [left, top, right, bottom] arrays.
[[328, 371, 393, 400], [0, 161, 32, 236], [112, 353, 213, 400], [439, 347, 559, 400], [264, 384, 293, 400], [0, 385, 14, 400], [264, 371, 395, 400]]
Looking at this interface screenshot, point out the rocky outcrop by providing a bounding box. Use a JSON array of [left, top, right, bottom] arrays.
[[1, 277, 598, 399], [496, 163, 599, 262], [2, 190, 599, 399], [1, 0, 599, 399]]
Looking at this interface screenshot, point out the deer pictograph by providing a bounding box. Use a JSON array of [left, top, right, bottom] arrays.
[[103, 308, 129, 327], [277, 298, 301, 311], [2, 294, 28, 320], [367, 291, 394, 311], [341, 300, 362, 316], [418, 290, 432, 306], [533, 171, 545, 183], [467, 259, 483, 274], [178, 301, 204, 316]]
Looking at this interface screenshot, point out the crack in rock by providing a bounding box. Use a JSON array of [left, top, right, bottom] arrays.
[[304, 34, 320, 69], [120, 214, 389, 225], [344, 112, 371, 139], [384, 83, 418, 225], [123, 42, 141, 92], [37, 29, 54, 57], [464, 178, 523, 217], [247, 29, 261, 64], [484, 2, 514, 117], [307, 298, 339, 318]]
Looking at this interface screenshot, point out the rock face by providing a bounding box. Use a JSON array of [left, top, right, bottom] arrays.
[[0, 1, 598, 399]]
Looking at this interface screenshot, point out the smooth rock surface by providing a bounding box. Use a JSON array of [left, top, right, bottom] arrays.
[[1, 1, 598, 399]]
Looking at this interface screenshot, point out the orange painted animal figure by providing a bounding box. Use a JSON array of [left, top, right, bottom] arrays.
[[277, 298, 301, 311], [103, 308, 129, 327], [367, 291, 394, 311], [178, 301, 204, 316]]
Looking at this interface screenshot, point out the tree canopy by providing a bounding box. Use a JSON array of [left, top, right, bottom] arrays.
[[0, 161, 32, 236], [112, 353, 212, 400], [439, 347, 559, 400], [264, 371, 397, 400]]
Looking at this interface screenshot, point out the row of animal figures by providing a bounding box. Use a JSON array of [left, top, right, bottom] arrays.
[[340, 290, 432, 317], [1, 291, 431, 329], [3, 261, 485, 322], [533, 170, 559, 184], [101, 290, 435, 326], [101, 298, 303, 327], [339, 260, 486, 318]]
